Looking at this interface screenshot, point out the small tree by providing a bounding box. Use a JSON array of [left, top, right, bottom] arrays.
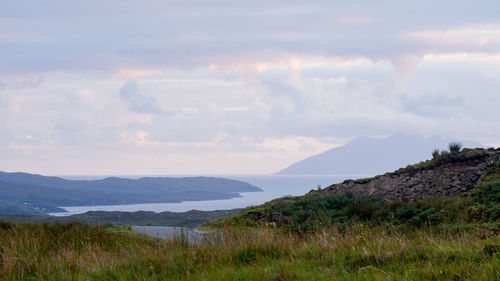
[[432, 149, 440, 160], [449, 142, 462, 153]]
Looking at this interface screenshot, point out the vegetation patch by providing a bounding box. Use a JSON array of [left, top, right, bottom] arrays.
[[470, 161, 500, 222], [1, 221, 498, 280], [209, 149, 500, 232]]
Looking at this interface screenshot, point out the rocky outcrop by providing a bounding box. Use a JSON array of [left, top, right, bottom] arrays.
[[312, 149, 500, 201]]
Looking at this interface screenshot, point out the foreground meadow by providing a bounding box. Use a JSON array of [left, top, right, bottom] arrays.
[[0, 221, 498, 280]]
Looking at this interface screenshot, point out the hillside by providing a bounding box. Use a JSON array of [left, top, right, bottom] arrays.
[[212, 147, 500, 230], [316, 148, 500, 201], [0, 172, 262, 215], [0, 209, 241, 228], [0, 200, 64, 215], [0, 172, 262, 194], [277, 133, 483, 175]]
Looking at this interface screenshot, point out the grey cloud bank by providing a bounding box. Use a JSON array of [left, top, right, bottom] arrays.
[[1, 1, 500, 73], [0, 1, 499, 174], [119, 82, 165, 114]]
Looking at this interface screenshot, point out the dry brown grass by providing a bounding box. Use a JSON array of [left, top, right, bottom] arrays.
[[0, 222, 498, 280]]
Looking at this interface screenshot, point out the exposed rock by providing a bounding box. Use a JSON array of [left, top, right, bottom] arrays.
[[271, 212, 292, 226], [246, 210, 267, 222], [310, 149, 500, 201]]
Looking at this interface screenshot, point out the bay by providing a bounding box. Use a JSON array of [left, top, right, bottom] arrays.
[[51, 174, 367, 216]]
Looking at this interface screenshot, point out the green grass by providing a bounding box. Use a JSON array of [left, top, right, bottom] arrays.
[[104, 225, 150, 239], [1, 148, 499, 280], [470, 161, 500, 222], [0, 221, 499, 280], [211, 193, 491, 232], [210, 149, 500, 232]]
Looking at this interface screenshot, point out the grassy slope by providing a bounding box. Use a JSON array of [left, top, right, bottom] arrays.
[[208, 149, 500, 231], [0, 222, 498, 280]]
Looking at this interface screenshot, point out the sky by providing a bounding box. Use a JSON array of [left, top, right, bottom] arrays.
[[1, 1, 500, 175]]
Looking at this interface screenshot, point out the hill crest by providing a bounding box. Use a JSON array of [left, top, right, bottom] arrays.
[[310, 148, 500, 201], [277, 134, 484, 175]]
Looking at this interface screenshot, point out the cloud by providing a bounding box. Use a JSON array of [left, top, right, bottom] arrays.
[[115, 68, 159, 79], [54, 115, 86, 133], [2, 1, 500, 174], [0, 96, 6, 110], [119, 82, 165, 114], [52, 113, 91, 145], [1, 1, 500, 75], [399, 93, 463, 118], [411, 24, 500, 52], [0, 76, 43, 90], [259, 67, 303, 97]]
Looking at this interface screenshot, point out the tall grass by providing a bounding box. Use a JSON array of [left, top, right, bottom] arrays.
[[0, 222, 498, 280], [449, 142, 463, 153], [432, 148, 441, 160]]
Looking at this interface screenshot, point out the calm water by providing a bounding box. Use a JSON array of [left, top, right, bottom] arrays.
[[131, 226, 214, 244], [51, 174, 366, 216]]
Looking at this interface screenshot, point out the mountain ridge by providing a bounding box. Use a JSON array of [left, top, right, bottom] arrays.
[[277, 133, 484, 175], [208, 147, 500, 229], [0, 172, 262, 215]]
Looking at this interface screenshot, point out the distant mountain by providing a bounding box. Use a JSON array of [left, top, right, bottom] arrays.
[[0, 173, 261, 194], [0, 173, 262, 215], [0, 180, 128, 213], [276, 133, 484, 175]]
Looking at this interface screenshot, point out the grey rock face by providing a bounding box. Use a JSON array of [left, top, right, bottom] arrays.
[[314, 149, 500, 201]]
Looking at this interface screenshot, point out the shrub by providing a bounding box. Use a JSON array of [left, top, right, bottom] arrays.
[[275, 194, 384, 230], [393, 205, 442, 226], [471, 182, 500, 221], [432, 149, 440, 160], [449, 142, 463, 153]]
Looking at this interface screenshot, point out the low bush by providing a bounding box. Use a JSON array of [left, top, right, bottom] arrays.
[[265, 194, 468, 231], [272, 194, 389, 230], [470, 168, 500, 222], [432, 149, 440, 160], [449, 142, 463, 153]]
